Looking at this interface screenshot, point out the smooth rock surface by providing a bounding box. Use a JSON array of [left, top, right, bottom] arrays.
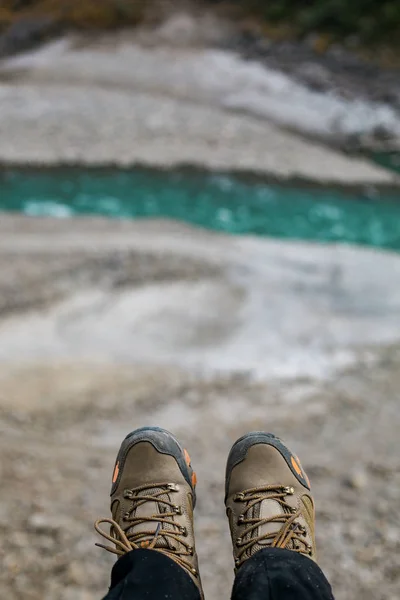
[[0, 35, 398, 184]]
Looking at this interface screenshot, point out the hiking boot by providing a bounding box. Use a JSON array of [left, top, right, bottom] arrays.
[[95, 426, 203, 596], [225, 432, 316, 571]]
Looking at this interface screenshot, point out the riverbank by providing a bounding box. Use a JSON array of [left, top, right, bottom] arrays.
[[1, 214, 399, 378], [0, 215, 399, 600], [0, 13, 399, 185]]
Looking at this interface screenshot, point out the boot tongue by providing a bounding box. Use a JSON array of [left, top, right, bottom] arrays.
[[127, 487, 174, 550], [245, 497, 294, 557]]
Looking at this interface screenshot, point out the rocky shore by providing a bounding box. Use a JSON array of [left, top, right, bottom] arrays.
[[0, 216, 399, 600], [0, 12, 399, 185]]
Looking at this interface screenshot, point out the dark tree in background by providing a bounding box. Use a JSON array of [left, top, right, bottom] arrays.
[[210, 0, 400, 43]]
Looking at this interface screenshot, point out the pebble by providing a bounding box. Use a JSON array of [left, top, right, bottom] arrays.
[[343, 470, 368, 490]]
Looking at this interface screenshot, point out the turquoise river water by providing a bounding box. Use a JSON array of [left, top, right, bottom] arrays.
[[1, 168, 399, 251]]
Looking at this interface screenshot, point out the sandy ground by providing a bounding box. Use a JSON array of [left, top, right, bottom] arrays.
[[0, 215, 399, 600]]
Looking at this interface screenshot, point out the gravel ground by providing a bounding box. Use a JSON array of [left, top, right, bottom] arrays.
[[0, 216, 399, 600]]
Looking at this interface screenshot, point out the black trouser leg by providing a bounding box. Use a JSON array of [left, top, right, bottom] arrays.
[[102, 547, 334, 600], [232, 548, 335, 600], [102, 549, 201, 600]]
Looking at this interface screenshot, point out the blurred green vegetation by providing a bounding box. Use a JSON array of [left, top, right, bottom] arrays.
[[214, 0, 400, 44]]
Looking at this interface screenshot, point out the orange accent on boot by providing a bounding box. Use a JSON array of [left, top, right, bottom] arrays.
[[191, 472, 197, 487], [112, 462, 120, 483], [291, 455, 303, 477], [183, 449, 191, 467], [140, 541, 150, 548]]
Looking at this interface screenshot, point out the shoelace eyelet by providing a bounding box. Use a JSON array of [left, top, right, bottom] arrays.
[[124, 490, 133, 499], [283, 486, 295, 495], [234, 493, 245, 502], [188, 546, 194, 555], [123, 511, 130, 520], [167, 483, 179, 492], [180, 526, 187, 536], [235, 558, 240, 567], [237, 514, 245, 524], [236, 537, 242, 546], [174, 505, 183, 515]]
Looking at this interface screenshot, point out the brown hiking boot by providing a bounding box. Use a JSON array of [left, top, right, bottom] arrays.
[[95, 427, 203, 596], [225, 432, 316, 571]]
